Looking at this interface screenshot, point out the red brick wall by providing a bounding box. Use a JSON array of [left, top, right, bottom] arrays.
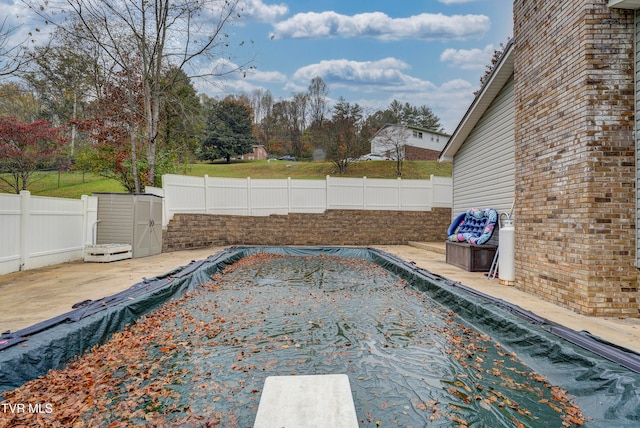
[[162, 209, 451, 251], [513, 0, 638, 317], [404, 146, 440, 161]]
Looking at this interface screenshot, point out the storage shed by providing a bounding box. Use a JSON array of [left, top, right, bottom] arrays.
[[94, 193, 163, 258]]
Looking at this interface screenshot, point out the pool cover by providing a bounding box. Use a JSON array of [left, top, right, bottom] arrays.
[[1, 246, 639, 427]]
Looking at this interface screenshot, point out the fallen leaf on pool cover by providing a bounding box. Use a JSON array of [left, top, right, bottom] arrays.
[[0, 253, 588, 427]]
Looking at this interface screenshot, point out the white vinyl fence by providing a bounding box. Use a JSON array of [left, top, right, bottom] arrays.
[[152, 174, 452, 227], [0, 191, 97, 275]]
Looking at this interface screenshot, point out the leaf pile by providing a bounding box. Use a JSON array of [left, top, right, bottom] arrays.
[[1, 254, 585, 427]]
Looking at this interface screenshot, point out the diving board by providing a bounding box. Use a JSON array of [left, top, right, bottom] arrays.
[[253, 374, 359, 428]]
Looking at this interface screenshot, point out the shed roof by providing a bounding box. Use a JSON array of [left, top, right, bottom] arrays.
[[438, 40, 514, 162]]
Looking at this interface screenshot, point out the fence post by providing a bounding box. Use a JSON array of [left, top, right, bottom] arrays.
[[326, 175, 330, 211], [81, 195, 88, 254], [247, 176, 252, 215], [287, 177, 292, 213], [363, 176, 367, 209], [19, 190, 30, 271], [431, 174, 435, 210], [398, 177, 402, 210], [204, 174, 209, 214]]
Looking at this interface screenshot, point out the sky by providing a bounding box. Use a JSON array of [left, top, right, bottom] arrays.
[[2, 0, 514, 133]]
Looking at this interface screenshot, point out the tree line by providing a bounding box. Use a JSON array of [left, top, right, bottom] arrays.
[[0, 0, 442, 194]]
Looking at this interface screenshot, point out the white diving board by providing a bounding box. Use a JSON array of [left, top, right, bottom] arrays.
[[253, 374, 359, 428]]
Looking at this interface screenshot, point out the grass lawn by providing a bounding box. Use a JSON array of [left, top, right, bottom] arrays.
[[184, 159, 451, 180], [1, 160, 451, 200]]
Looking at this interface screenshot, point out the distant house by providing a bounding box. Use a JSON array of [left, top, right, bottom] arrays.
[[439, 0, 639, 319], [370, 124, 449, 160], [238, 145, 268, 161]]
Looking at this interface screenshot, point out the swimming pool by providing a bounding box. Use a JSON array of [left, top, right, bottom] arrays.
[[1, 247, 639, 426]]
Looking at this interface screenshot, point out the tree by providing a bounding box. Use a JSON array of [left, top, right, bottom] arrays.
[[263, 96, 306, 157], [200, 97, 256, 163], [250, 89, 274, 149], [375, 125, 410, 176], [76, 64, 146, 192], [157, 67, 204, 170], [26, 44, 93, 156], [307, 76, 328, 129], [0, 16, 30, 77], [26, 0, 246, 191], [323, 98, 366, 174], [0, 82, 41, 122], [0, 117, 67, 193], [367, 100, 443, 132]]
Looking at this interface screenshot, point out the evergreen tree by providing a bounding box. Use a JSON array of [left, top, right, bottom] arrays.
[[200, 98, 257, 163]]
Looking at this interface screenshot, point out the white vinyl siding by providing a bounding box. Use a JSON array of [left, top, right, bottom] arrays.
[[451, 76, 515, 241]]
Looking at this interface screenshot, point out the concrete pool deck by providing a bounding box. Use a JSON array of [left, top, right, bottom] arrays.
[[1, 243, 639, 356]]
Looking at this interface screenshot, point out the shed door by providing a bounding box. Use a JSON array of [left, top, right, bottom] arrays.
[[133, 196, 163, 258], [148, 197, 162, 256], [133, 197, 151, 258]]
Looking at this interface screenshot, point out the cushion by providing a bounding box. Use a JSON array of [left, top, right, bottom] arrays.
[[447, 208, 498, 246]]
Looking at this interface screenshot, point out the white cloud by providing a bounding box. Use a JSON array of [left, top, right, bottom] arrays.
[[238, 0, 288, 23], [440, 45, 495, 70], [293, 57, 418, 87], [290, 57, 476, 132], [193, 55, 476, 132], [271, 11, 489, 41]]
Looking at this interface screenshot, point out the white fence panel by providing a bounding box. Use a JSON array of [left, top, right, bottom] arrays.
[[432, 174, 454, 207], [0, 191, 97, 275], [250, 178, 289, 216], [162, 174, 206, 216], [28, 196, 85, 267], [326, 176, 365, 209], [206, 177, 250, 215], [0, 194, 21, 274], [159, 174, 452, 226], [364, 178, 401, 210], [400, 179, 432, 210], [290, 179, 326, 213]]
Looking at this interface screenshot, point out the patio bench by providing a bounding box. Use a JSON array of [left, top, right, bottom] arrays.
[[445, 208, 498, 272]]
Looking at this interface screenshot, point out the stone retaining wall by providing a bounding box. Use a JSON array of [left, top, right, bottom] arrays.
[[162, 209, 451, 251]]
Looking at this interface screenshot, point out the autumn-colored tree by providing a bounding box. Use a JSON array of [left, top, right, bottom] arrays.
[[0, 117, 68, 193], [323, 98, 367, 174], [25, 0, 247, 191], [76, 66, 146, 192], [26, 26, 96, 156], [0, 82, 42, 122]]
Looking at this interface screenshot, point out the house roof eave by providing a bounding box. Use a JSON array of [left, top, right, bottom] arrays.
[[608, 0, 640, 9], [438, 40, 515, 162], [371, 123, 451, 140]]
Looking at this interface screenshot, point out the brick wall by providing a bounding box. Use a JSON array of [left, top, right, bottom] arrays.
[[162, 208, 451, 251], [404, 146, 440, 161], [513, 0, 638, 317]]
